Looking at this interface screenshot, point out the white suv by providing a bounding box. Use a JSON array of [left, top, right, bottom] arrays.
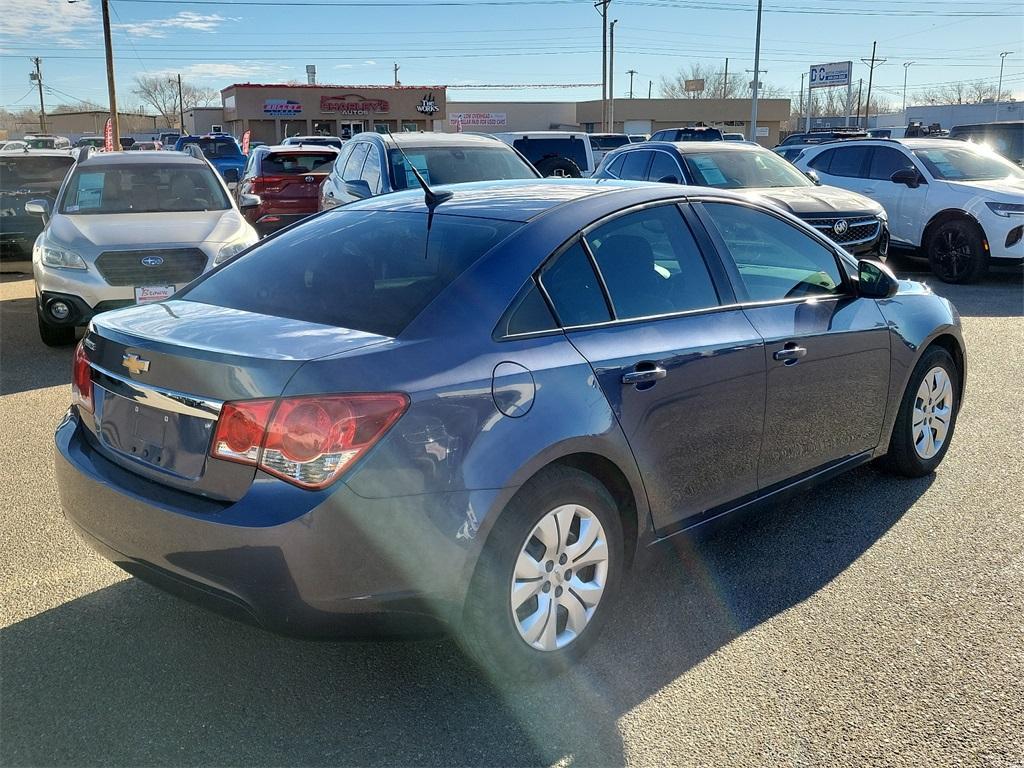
[[491, 131, 596, 177], [29, 150, 257, 345], [794, 138, 1024, 282]]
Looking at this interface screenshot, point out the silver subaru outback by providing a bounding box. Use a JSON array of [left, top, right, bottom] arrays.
[[29, 149, 257, 346]]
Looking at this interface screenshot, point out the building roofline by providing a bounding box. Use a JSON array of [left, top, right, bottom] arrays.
[[221, 83, 448, 93]]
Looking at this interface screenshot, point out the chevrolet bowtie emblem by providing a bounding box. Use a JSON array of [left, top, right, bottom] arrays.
[[122, 353, 150, 375]]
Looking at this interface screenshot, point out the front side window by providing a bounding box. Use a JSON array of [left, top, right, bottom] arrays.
[[585, 205, 719, 319], [388, 146, 535, 190], [868, 147, 916, 180], [913, 146, 1024, 181], [702, 202, 844, 302], [60, 164, 230, 214], [538, 242, 611, 327], [682, 149, 812, 189], [182, 211, 521, 337]]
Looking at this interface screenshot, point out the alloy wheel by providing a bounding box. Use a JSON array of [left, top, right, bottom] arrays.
[[934, 228, 972, 281], [913, 366, 954, 459], [510, 504, 609, 651]]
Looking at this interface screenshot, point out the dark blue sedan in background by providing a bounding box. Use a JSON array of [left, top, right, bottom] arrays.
[[55, 179, 965, 678]]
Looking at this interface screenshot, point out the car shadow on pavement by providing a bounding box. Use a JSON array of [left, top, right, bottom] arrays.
[[884, 250, 1023, 318], [0, 464, 932, 767], [0, 273, 77, 396]]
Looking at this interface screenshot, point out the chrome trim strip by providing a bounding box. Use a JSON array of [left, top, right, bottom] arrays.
[[90, 363, 223, 418]]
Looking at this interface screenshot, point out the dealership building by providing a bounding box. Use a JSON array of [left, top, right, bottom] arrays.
[[219, 83, 791, 146]]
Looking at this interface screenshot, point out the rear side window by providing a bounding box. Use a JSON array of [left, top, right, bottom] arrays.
[[619, 151, 651, 180], [182, 211, 521, 337], [539, 242, 611, 327], [807, 149, 834, 172], [262, 152, 338, 174], [702, 202, 844, 302], [602, 154, 626, 177], [823, 146, 870, 177], [500, 281, 558, 336], [585, 205, 719, 319], [361, 147, 383, 193], [512, 138, 589, 171], [341, 143, 370, 179]]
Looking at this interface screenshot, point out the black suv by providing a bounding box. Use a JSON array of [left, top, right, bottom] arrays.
[[0, 150, 75, 258]]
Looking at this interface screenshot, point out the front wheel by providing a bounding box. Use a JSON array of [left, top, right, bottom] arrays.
[[926, 219, 988, 284], [879, 345, 960, 477], [459, 466, 624, 680]]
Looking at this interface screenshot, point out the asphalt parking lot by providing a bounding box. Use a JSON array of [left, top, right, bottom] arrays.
[[1, 254, 1022, 768]]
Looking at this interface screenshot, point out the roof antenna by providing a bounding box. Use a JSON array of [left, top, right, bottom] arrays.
[[385, 127, 452, 212]]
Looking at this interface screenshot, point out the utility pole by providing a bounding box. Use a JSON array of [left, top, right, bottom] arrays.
[[648, 80, 652, 99], [748, 0, 763, 142], [595, 0, 611, 131], [902, 61, 914, 117], [996, 51, 1013, 120], [177, 73, 185, 133], [723, 58, 729, 99], [855, 78, 863, 128], [608, 19, 618, 131], [31, 58, 46, 134], [799, 71, 805, 126], [860, 41, 885, 126], [393, 62, 400, 86], [100, 0, 120, 147], [627, 69, 637, 98]]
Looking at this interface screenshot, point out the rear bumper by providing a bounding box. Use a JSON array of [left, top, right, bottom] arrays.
[[55, 410, 487, 636]]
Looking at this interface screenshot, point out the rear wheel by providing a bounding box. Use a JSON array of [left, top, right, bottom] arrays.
[[460, 466, 624, 680], [37, 310, 76, 347], [880, 346, 960, 477], [926, 219, 988, 284]]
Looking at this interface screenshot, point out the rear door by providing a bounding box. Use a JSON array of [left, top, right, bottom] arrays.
[[540, 202, 766, 532], [862, 146, 930, 246], [696, 200, 891, 487]]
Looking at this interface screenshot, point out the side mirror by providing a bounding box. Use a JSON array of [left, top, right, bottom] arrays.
[[24, 199, 50, 221], [804, 170, 821, 185], [890, 168, 921, 188], [238, 193, 261, 210], [222, 168, 240, 184], [656, 175, 679, 184], [344, 179, 372, 199], [857, 259, 899, 299]]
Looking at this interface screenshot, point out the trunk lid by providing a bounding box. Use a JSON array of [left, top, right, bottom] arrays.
[[82, 299, 390, 500]]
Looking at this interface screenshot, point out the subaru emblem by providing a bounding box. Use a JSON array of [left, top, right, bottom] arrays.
[[833, 220, 849, 236], [141, 255, 164, 267]]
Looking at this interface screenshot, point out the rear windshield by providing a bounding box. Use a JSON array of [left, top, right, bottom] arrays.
[[676, 129, 722, 141], [512, 138, 589, 171], [59, 164, 230, 214], [388, 146, 535, 190], [0, 155, 74, 190], [181, 210, 521, 336], [590, 135, 630, 151], [263, 151, 338, 174], [181, 138, 241, 158]]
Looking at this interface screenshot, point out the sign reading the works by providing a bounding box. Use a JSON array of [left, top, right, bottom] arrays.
[[449, 112, 507, 127], [320, 94, 390, 115], [264, 99, 302, 116], [416, 92, 440, 114]]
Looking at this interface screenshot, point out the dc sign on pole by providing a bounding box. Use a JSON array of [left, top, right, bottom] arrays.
[[806, 61, 854, 131]]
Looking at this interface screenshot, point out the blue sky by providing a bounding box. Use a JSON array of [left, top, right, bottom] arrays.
[[1, 0, 1022, 113]]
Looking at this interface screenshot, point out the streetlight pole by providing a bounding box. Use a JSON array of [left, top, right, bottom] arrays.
[[902, 61, 914, 118], [595, 0, 611, 131], [749, 0, 763, 143], [996, 51, 1012, 120], [177, 73, 185, 133]]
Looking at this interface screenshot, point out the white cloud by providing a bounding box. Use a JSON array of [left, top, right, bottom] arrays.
[[364, 60, 378, 66], [149, 61, 279, 82], [334, 64, 355, 69], [2, 0, 97, 45], [115, 11, 231, 38]]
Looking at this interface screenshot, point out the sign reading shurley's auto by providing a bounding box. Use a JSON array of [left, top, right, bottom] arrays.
[[320, 95, 390, 115]]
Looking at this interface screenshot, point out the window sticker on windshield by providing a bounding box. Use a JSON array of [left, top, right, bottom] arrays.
[[403, 153, 431, 187], [692, 156, 728, 185], [74, 172, 105, 209]]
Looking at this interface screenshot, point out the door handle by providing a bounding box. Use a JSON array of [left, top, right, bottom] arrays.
[[622, 366, 668, 385], [773, 344, 807, 364]]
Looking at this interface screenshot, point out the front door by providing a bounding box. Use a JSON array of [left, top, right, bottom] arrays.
[[539, 203, 766, 531], [697, 200, 891, 487]]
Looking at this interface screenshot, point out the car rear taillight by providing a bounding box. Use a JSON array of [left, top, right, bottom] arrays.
[[72, 340, 93, 413], [210, 394, 409, 489]]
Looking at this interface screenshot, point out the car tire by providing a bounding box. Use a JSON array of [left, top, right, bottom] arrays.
[[37, 311, 76, 347], [879, 345, 960, 478], [534, 156, 583, 178], [926, 219, 988, 284], [459, 466, 624, 681]]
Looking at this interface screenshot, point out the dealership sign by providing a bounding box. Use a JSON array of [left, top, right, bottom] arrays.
[[448, 112, 507, 127], [809, 61, 852, 89], [320, 95, 390, 115], [264, 99, 302, 116]]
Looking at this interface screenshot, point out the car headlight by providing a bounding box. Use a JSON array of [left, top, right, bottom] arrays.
[[985, 202, 1024, 217], [876, 208, 889, 222], [214, 240, 253, 265], [40, 243, 87, 270]]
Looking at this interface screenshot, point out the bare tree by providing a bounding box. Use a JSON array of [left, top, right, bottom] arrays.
[[132, 75, 218, 128], [661, 63, 785, 100]]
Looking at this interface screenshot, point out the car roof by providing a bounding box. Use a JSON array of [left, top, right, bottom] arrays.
[[0, 149, 74, 158], [78, 150, 208, 167], [342, 178, 744, 222], [490, 131, 589, 138], [259, 144, 340, 153], [357, 132, 511, 148], [653, 141, 767, 154]]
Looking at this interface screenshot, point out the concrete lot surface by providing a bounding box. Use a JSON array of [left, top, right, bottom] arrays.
[[1, 255, 1022, 767]]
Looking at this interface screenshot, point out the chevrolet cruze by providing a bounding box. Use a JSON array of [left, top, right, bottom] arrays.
[[55, 179, 965, 678]]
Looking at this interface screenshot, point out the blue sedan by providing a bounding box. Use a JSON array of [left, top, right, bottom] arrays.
[[55, 179, 965, 678]]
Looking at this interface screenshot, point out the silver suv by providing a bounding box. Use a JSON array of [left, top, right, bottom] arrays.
[[29, 150, 257, 345]]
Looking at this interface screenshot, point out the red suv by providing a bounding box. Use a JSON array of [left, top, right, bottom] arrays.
[[237, 145, 340, 236]]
